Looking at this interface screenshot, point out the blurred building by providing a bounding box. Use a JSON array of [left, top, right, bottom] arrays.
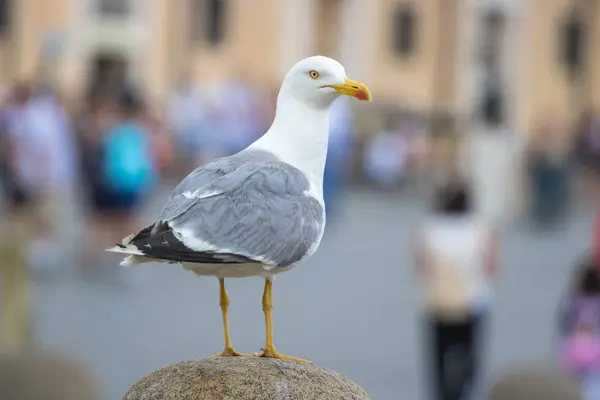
[[470, 0, 600, 137], [0, 0, 598, 135]]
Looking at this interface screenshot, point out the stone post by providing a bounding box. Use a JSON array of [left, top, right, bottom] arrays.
[[124, 357, 371, 400]]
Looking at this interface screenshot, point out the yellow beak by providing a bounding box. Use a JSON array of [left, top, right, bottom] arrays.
[[327, 78, 372, 101]]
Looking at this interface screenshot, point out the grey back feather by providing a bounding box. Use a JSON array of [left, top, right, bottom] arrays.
[[154, 150, 324, 267]]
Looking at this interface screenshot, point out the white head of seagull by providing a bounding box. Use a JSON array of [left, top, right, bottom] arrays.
[[250, 55, 371, 193], [279, 55, 372, 108]]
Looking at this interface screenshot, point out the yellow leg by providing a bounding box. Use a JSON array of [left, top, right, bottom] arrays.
[[212, 279, 247, 357], [253, 279, 311, 363]]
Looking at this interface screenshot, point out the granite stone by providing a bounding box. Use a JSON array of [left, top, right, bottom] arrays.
[[124, 357, 371, 400]]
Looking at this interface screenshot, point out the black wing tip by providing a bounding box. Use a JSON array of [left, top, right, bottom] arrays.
[[129, 228, 256, 264], [130, 223, 164, 241]]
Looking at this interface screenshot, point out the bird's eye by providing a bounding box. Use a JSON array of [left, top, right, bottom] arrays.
[[309, 70, 320, 79]]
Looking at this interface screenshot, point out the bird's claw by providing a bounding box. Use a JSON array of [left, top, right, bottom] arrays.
[[252, 346, 312, 363], [212, 347, 248, 358]]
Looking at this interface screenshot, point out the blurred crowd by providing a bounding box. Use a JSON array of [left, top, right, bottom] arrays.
[[525, 112, 600, 229], [0, 79, 166, 283]]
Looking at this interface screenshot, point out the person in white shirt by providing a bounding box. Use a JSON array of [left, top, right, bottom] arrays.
[[414, 179, 499, 400], [23, 90, 78, 192], [18, 87, 79, 275], [0, 83, 39, 349], [2, 85, 43, 204]]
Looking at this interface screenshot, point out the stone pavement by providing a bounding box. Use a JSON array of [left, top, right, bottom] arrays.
[[29, 187, 594, 399]]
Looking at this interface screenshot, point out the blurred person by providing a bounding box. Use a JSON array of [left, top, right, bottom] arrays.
[[144, 107, 175, 177], [559, 257, 600, 399], [578, 114, 600, 265], [489, 368, 582, 400], [20, 83, 80, 275], [324, 96, 354, 218], [167, 74, 206, 173], [527, 119, 571, 228], [80, 88, 158, 279], [574, 110, 600, 200], [0, 83, 37, 351], [0, 83, 37, 211], [0, 88, 12, 190], [77, 95, 118, 270], [214, 76, 267, 156], [595, 210, 600, 269], [363, 117, 408, 190], [562, 320, 600, 399], [414, 179, 499, 400], [191, 82, 228, 165], [403, 117, 429, 189]]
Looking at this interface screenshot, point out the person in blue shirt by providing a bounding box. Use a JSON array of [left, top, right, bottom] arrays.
[[81, 88, 157, 278]]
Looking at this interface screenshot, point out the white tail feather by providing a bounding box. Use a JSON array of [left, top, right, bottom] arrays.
[[120, 255, 146, 267], [105, 245, 144, 256], [105, 245, 167, 267], [105, 245, 148, 267]]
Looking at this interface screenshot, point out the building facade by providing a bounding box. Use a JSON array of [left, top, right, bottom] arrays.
[[0, 0, 598, 138]]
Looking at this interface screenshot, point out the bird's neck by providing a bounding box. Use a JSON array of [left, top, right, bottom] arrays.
[[250, 95, 330, 192]]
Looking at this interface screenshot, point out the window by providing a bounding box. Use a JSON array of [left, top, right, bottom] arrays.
[[561, 12, 586, 76], [88, 53, 129, 100], [98, 0, 130, 16], [206, 0, 226, 45], [0, 0, 10, 33], [392, 5, 417, 57], [316, 0, 342, 56], [477, 9, 506, 126], [480, 76, 504, 126], [191, 0, 227, 46], [480, 10, 505, 69]]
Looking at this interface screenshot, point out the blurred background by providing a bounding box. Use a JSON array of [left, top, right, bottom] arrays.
[[0, 0, 600, 399]]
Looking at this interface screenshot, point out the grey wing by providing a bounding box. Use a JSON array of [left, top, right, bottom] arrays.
[[124, 161, 325, 267], [153, 159, 229, 223], [154, 149, 282, 223]]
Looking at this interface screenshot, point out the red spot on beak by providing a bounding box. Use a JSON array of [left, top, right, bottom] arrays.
[[356, 90, 370, 101]]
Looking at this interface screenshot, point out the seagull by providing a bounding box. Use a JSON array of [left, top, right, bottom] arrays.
[[107, 55, 372, 363]]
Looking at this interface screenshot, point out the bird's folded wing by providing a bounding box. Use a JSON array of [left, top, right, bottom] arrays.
[[123, 161, 324, 267]]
